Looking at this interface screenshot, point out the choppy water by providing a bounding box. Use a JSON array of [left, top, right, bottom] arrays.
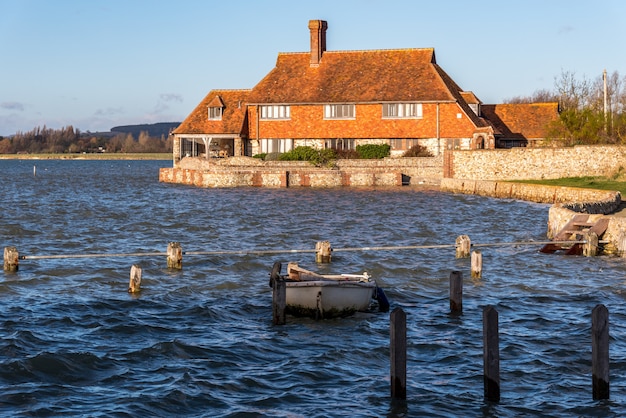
[[1, 159, 626, 417]]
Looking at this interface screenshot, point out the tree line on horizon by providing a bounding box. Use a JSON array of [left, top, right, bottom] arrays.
[[505, 69, 626, 146], [0, 125, 172, 154]]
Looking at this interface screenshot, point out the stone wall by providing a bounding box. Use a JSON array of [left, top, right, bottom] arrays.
[[447, 145, 626, 180], [172, 144, 626, 184], [440, 178, 621, 213], [160, 155, 443, 188]]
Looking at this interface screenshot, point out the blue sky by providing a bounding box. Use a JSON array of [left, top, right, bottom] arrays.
[[1, 0, 624, 136]]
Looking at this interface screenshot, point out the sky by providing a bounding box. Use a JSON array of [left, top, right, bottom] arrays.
[[1, 0, 625, 136]]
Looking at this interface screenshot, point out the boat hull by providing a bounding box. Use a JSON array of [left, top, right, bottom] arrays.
[[285, 280, 376, 318]]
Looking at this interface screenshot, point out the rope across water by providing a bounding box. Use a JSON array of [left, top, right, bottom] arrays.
[[17, 239, 590, 260]]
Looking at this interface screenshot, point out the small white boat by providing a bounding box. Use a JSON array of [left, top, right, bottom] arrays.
[[269, 262, 389, 318]]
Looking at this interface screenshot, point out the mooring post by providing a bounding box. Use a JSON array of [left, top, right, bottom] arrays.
[[315, 240, 332, 263], [455, 235, 471, 258], [128, 264, 142, 293], [449, 271, 463, 315], [167, 242, 183, 269], [471, 250, 483, 279], [272, 278, 286, 325], [583, 231, 599, 257], [592, 304, 609, 400], [483, 305, 500, 402], [3, 246, 19, 272], [390, 307, 407, 400]]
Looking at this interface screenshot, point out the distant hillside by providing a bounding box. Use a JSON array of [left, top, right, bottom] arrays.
[[110, 122, 180, 138]]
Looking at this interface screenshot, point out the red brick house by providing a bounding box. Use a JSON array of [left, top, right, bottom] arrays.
[[173, 89, 250, 159], [171, 20, 559, 163]]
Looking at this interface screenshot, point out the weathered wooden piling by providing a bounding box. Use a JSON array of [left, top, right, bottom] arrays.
[[455, 235, 471, 258], [315, 240, 332, 263], [167, 242, 182, 269], [3, 246, 19, 272], [583, 231, 599, 257], [390, 307, 407, 399], [483, 305, 500, 402], [128, 264, 142, 293], [592, 304, 609, 400], [471, 250, 482, 279], [272, 278, 286, 325], [449, 271, 463, 315]]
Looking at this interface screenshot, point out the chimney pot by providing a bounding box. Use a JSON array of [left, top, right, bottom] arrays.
[[308, 20, 327, 67]]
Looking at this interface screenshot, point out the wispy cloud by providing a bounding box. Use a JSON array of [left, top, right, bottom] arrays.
[[153, 93, 183, 114], [94, 107, 125, 116], [1, 101, 25, 111], [160, 93, 183, 103]]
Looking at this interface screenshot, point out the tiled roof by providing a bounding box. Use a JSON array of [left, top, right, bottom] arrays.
[[247, 48, 460, 104], [173, 89, 250, 135], [481, 103, 560, 139], [432, 64, 489, 128], [208, 95, 225, 108], [460, 91, 481, 104]]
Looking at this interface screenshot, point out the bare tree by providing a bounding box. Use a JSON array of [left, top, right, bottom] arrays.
[[503, 88, 558, 104], [554, 69, 593, 111]]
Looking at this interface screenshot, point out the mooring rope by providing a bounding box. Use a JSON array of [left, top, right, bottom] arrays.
[[16, 239, 591, 261], [20, 252, 167, 260]]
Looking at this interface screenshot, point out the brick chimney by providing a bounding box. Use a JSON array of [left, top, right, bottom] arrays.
[[308, 20, 327, 66]]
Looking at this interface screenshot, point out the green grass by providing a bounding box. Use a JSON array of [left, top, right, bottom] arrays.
[[511, 177, 626, 196]]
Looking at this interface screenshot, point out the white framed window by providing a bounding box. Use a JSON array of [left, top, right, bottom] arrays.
[[260, 139, 293, 153], [382, 103, 423, 119], [325, 138, 355, 150], [208, 107, 222, 120], [260, 105, 290, 120], [324, 104, 355, 119]]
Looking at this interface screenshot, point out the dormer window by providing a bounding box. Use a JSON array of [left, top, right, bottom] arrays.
[[208, 106, 223, 120]]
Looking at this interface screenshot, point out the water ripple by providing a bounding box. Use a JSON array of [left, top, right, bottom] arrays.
[[1, 160, 626, 416]]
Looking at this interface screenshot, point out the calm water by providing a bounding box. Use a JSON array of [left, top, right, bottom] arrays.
[[1, 159, 626, 417]]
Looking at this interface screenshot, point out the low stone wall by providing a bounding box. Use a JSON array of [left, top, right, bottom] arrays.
[[161, 156, 443, 188], [159, 167, 406, 187], [440, 178, 621, 213]]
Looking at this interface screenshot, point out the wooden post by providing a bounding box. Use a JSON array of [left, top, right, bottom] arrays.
[[315, 240, 332, 263], [583, 231, 598, 257], [592, 304, 609, 400], [449, 271, 463, 315], [483, 305, 500, 402], [167, 242, 182, 269], [471, 250, 483, 279], [128, 264, 142, 293], [455, 235, 471, 258], [272, 278, 286, 325], [390, 307, 407, 400], [3, 246, 19, 272]]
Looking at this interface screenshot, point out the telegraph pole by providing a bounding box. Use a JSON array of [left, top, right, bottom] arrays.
[[602, 68, 609, 134]]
